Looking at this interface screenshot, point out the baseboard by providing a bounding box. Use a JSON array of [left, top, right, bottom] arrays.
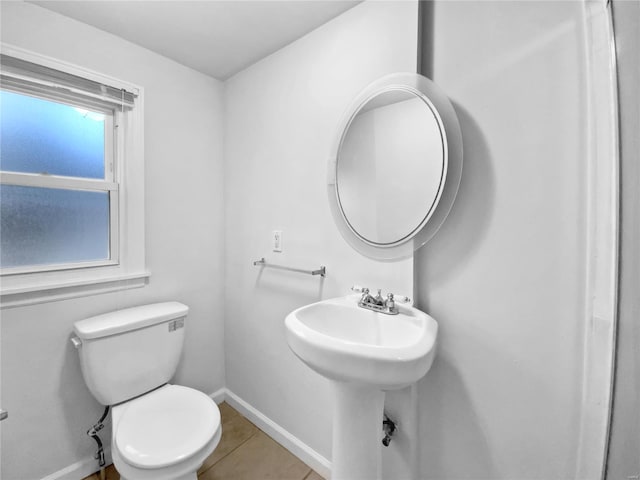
[[223, 388, 332, 479], [209, 386, 226, 404], [40, 448, 112, 480]]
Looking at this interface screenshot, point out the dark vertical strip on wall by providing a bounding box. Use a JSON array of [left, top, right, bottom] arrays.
[[414, 0, 435, 305], [417, 0, 434, 79], [606, 1, 640, 478]]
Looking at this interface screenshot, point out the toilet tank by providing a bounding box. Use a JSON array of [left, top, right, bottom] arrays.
[[73, 302, 188, 406]]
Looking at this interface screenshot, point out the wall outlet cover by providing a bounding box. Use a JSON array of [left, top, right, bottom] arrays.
[[273, 230, 283, 252]]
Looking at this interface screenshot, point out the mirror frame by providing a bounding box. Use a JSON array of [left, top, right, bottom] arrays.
[[327, 72, 463, 260]]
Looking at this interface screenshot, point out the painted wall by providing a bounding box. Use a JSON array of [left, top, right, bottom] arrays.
[[416, 1, 591, 478], [0, 3, 226, 479], [224, 0, 416, 465], [607, 0, 640, 477], [227, 1, 599, 479]]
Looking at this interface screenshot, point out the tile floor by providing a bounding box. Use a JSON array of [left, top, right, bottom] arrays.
[[83, 402, 324, 480]]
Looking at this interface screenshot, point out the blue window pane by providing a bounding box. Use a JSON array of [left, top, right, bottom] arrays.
[[0, 90, 106, 179], [0, 185, 110, 268]]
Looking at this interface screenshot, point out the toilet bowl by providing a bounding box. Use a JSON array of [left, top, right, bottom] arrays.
[[111, 385, 221, 480], [72, 302, 221, 480]]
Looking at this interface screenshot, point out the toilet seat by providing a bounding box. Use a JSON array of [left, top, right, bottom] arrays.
[[114, 385, 220, 469]]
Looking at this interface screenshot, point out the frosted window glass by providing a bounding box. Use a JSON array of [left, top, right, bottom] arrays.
[[0, 185, 110, 268], [0, 90, 106, 179]]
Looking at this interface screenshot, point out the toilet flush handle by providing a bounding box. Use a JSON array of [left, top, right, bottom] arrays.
[[70, 336, 82, 349]]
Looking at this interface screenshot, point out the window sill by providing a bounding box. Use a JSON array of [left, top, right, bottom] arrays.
[[0, 271, 150, 309]]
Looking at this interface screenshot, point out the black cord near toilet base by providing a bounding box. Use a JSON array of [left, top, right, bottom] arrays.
[[88, 405, 110, 468]]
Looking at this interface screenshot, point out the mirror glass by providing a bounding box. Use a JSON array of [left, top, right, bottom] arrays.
[[336, 88, 445, 245]]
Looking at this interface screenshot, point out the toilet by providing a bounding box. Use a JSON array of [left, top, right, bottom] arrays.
[[72, 302, 221, 480]]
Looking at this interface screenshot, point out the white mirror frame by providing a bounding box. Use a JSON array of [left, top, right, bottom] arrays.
[[327, 72, 463, 260]]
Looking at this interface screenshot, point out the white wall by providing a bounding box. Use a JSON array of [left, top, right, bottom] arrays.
[[415, 1, 590, 478], [0, 3, 226, 479], [224, 0, 416, 464], [227, 1, 598, 479]]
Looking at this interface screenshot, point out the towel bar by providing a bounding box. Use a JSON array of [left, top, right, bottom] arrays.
[[253, 257, 326, 277]]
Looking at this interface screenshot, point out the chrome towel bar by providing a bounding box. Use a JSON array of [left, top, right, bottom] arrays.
[[253, 257, 326, 277]]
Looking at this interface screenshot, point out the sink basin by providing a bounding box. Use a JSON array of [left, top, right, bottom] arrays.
[[285, 294, 438, 390]]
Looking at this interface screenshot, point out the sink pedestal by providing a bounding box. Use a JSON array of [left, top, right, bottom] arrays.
[[331, 382, 385, 480]]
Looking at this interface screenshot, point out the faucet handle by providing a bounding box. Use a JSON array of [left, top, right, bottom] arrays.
[[351, 285, 368, 294], [385, 293, 395, 309], [390, 293, 411, 304]]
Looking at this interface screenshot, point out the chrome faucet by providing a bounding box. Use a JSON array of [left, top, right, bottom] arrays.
[[352, 286, 410, 315]]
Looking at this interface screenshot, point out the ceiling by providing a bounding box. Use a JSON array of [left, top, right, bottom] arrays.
[[29, 1, 361, 80]]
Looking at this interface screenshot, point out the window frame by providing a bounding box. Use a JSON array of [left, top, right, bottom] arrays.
[[0, 44, 148, 307]]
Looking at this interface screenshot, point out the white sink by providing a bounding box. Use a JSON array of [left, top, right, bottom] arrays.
[[285, 294, 438, 390], [285, 295, 438, 480]]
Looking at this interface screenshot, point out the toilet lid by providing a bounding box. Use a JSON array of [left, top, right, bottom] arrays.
[[115, 385, 220, 469]]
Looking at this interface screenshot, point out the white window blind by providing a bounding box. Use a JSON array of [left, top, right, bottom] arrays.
[[0, 54, 137, 110]]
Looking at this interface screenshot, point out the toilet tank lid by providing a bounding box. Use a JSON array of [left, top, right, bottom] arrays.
[[74, 302, 189, 340]]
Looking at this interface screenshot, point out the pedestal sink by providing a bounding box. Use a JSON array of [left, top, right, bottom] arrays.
[[285, 294, 438, 480]]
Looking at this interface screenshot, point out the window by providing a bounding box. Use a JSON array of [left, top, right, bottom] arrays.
[[1, 89, 116, 272], [0, 47, 147, 306]]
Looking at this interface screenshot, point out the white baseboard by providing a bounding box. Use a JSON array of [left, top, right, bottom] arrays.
[[209, 386, 226, 405], [223, 388, 332, 479], [40, 448, 112, 480]]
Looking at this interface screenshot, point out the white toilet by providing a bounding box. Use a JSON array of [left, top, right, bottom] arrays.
[[72, 302, 221, 480]]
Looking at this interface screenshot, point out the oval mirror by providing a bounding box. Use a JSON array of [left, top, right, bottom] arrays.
[[327, 73, 463, 260]]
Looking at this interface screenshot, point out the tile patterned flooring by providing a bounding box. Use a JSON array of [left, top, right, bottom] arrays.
[[83, 402, 324, 480]]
